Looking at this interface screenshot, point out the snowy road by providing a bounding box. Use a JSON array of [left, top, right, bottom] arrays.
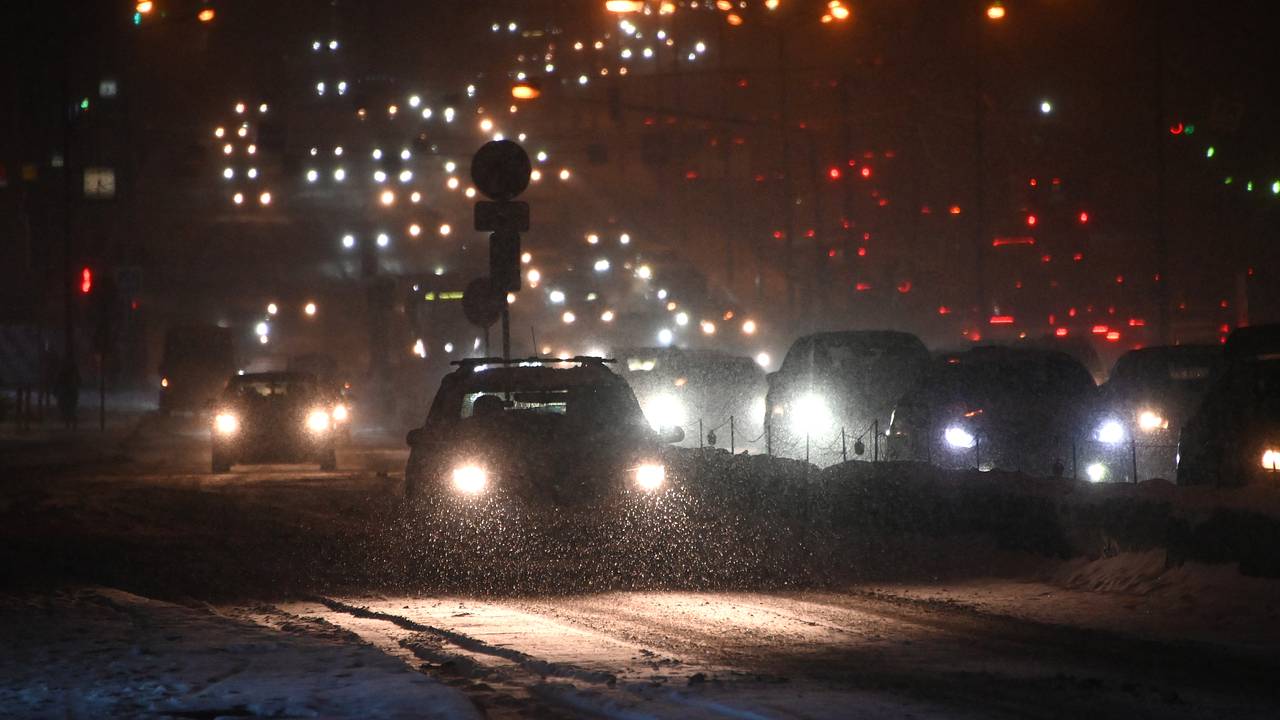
[[234, 587, 1279, 719], [5, 415, 1280, 718]]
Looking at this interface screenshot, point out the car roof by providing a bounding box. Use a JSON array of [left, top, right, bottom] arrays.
[[1224, 324, 1280, 362], [442, 359, 624, 392], [231, 371, 317, 383]]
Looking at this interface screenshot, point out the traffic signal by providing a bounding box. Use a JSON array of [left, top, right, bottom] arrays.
[[80, 267, 93, 294]]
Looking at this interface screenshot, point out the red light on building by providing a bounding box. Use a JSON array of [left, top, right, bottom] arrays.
[[1219, 323, 1230, 333], [921, 205, 933, 215], [1041, 254, 1052, 263], [79, 267, 92, 294], [1115, 275, 1124, 284], [949, 204, 962, 215], [860, 166, 872, 178], [855, 282, 872, 291], [1068, 307, 1077, 317], [992, 236, 1035, 247], [857, 246, 867, 256], [1092, 325, 1109, 335], [1073, 252, 1084, 261], [989, 315, 1015, 325], [772, 230, 784, 239], [1220, 299, 1229, 309], [1026, 214, 1038, 227], [684, 170, 699, 180], [897, 280, 912, 293], [827, 248, 837, 258], [827, 166, 842, 180], [1029, 178, 1038, 187], [938, 305, 951, 315], [1078, 211, 1089, 224], [1055, 327, 1069, 337], [804, 228, 816, 238], [1048, 314, 1056, 325], [1128, 318, 1146, 327], [1105, 331, 1121, 342]]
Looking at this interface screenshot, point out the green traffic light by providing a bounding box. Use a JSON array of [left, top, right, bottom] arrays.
[[1184, 124, 1196, 135], [1224, 176, 1233, 185], [1272, 180, 1280, 195], [1206, 146, 1215, 158], [133, 11, 141, 25], [79, 98, 89, 111], [1246, 181, 1254, 192]]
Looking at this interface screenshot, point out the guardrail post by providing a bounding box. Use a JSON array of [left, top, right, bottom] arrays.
[[975, 435, 982, 471], [1130, 437, 1139, 484], [873, 419, 880, 462], [730, 416, 735, 454], [1072, 440, 1078, 481], [766, 421, 772, 456], [698, 418, 704, 450], [841, 427, 847, 462], [805, 432, 810, 464]]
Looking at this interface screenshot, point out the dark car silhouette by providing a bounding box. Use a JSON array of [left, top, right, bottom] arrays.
[[210, 372, 339, 472], [404, 357, 684, 505]]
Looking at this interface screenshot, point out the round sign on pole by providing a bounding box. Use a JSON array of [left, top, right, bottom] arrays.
[[471, 140, 532, 201], [462, 277, 504, 329]]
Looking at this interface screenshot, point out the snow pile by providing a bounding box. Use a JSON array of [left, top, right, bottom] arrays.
[[0, 588, 478, 719]]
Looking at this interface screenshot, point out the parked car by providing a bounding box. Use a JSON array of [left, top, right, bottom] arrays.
[[404, 357, 684, 505], [886, 346, 1096, 477], [615, 347, 767, 449], [766, 331, 930, 458], [1084, 345, 1222, 482], [210, 372, 339, 472], [1177, 325, 1280, 486]]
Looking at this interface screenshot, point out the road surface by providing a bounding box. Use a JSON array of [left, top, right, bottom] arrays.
[[3, 413, 1279, 718]]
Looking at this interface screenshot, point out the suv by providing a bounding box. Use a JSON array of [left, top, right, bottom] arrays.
[[1085, 345, 1221, 482], [616, 347, 767, 448], [210, 372, 339, 472], [887, 346, 1096, 477], [404, 357, 684, 505], [766, 331, 930, 460], [1177, 325, 1280, 486]]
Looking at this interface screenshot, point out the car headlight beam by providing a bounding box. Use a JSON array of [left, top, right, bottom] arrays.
[[643, 392, 686, 430], [1086, 462, 1108, 483], [332, 403, 349, 422], [306, 408, 331, 433], [214, 412, 239, 435], [634, 463, 665, 491], [1262, 449, 1280, 472], [944, 426, 976, 449], [788, 393, 834, 437], [1095, 419, 1126, 445], [1136, 410, 1167, 432], [450, 464, 489, 494]]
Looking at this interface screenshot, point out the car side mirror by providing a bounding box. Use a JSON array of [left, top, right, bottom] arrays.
[[406, 428, 425, 447], [660, 425, 685, 444]]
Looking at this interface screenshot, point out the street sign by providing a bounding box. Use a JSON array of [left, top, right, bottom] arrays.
[[474, 200, 530, 233], [462, 277, 503, 329], [470, 140, 531, 201], [489, 232, 522, 293]]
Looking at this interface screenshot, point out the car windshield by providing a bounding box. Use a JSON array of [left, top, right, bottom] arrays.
[[228, 378, 316, 401], [932, 354, 1093, 408]]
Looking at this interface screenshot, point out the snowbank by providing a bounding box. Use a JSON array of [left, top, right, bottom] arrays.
[[0, 587, 478, 719]]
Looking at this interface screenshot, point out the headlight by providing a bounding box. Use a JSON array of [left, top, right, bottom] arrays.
[[306, 408, 331, 433], [1262, 449, 1280, 472], [1095, 419, 1126, 445], [1136, 410, 1167, 432], [788, 393, 834, 436], [1086, 462, 1108, 483], [944, 426, 976, 449], [213, 412, 238, 435], [450, 464, 488, 494], [634, 463, 665, 491], [643, 392, 686, 430], [332, 404, 349, 422]]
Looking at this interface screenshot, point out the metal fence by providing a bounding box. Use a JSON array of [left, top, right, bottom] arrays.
[[660, 413, 1181, 483]]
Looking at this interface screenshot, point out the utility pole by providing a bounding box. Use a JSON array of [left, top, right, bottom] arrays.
[[973, 17, 988, 321], [1153, 8, 1171, 344]]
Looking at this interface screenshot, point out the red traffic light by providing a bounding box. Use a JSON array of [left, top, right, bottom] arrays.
[[80, 267, 93, 294], [827, 166, 842, 180]]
